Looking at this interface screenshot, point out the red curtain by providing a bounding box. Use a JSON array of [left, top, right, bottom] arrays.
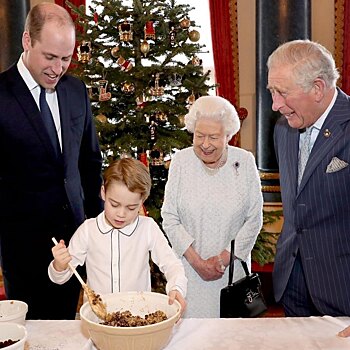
[[208, 0, 239, 106], [55, 0, 86, 68], [208, 0, 245, 146], [55, 0, 85, 13], [55, 0, 86, 32], [335, 0, 350, 94]]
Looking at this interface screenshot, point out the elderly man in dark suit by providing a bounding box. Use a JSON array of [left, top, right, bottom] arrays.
[[267, 39, 350, 318], [0, 3, 103, 319]]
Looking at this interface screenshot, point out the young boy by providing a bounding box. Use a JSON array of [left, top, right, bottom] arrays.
[[48, 158, 187, 312]]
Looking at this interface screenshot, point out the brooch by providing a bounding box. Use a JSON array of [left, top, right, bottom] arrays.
[[233, 161, 240, 175]]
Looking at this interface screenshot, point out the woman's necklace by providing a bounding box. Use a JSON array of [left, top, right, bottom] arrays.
[[201, 148, 228, 176]]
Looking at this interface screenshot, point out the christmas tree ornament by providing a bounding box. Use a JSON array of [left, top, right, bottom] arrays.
[[110, 46, 120, 58], [87, 83, 99, 99], [186, 91, 196, 108], [93, 12, 98, 24], [169, 25, 177, 47], [180, 17, 191, 29], [98, 79, 112, 101], [120, 152, 133, 159], [178, 115, 185, 127], [150, 73, 165, 97], [118, 20, 133, 41], [155, 111, 168, 123], [140, 40, 150, 57], [150, 148, 164, 166], [138, 152, 148, 167], [96, 114, 107, 123], [144, 21, 156, 40], [191, 55, 202, 66], [136, 94, 146, 109], [149, 120, 157, 143], [168, 73, 182, 87], [168, 22, 177, 47], [77, 41, 92, 63], [188, 29, 200, 42], [121, 81, 135, 94], [87, 85, 93, 99], [117, 56, 133, 72]]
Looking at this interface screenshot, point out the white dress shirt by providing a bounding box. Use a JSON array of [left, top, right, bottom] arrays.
[[48, 212, 187, 301]]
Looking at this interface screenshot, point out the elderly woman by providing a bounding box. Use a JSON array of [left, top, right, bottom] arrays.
[[161, 95, 263, 318]]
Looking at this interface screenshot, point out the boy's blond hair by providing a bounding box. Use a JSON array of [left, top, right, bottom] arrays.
[[103, 158, 151, 201]]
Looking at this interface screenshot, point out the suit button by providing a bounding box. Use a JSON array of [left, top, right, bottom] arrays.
[[62, 204, 69, 211], [296, 228, 302, 234], [292, 251, 297, 257], [63, 178, 67, 184]]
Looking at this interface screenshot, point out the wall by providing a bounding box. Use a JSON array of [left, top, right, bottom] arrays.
[[237, 0, 335, 154], [30, 0, 53, 5]]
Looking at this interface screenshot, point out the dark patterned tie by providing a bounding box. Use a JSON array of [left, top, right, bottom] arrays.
[[39, 86, 60, 156], [298, 127, 313, 186]]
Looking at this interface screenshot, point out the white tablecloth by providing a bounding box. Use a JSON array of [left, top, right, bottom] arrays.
[[24, 316, 350, 350]]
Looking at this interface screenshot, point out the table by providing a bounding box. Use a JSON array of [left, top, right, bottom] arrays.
[[24, 316, 350, 350]]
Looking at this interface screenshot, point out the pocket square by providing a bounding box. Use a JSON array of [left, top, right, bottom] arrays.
[[326, 157, 349, 173]]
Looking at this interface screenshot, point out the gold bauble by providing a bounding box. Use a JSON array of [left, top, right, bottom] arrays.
[[111, 46, 120, 58], [188, 29, 200, 42], [121, 81, 135, 93], [155, 111, 167, 122], [96, 114, 107, 123], [140, 40, 150, 56], [180, 17, 191, 29]]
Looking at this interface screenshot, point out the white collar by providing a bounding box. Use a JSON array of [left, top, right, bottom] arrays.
[[313, 88, 338, 131], [96, 211, 139, 237], [17, 53, 39, 92]]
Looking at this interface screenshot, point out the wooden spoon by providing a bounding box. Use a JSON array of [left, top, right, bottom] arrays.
[[51, 237, 108, 320]]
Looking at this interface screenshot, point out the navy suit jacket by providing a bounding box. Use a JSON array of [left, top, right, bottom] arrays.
[[0, 64, 103, 227], [273, 88, 350, 316]]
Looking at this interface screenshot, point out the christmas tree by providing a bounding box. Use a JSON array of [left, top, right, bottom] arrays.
[[66, 0, 214, 223]]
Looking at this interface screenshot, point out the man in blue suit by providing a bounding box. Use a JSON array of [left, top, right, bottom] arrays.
[[267, 39, 350, 317], [0, 3, 103, 319]]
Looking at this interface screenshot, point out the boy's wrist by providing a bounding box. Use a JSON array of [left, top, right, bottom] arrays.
[[170, 285, 185, 297]]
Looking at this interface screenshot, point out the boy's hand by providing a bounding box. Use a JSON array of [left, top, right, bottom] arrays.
[[338, 325, 350, 337], [168, 290, 187, 317], [52, 239, 71, 272]]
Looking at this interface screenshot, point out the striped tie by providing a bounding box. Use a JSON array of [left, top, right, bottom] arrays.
[[298, 127, 313, 186]]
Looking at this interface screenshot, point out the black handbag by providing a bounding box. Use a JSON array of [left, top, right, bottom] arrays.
[[220, 240, 267, 318]]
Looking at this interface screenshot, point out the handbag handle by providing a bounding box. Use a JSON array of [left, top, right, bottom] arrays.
[[228, 240, 250, 285]]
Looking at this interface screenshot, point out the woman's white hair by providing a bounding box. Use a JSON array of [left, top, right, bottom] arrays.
[[185, 95, 240, 139]]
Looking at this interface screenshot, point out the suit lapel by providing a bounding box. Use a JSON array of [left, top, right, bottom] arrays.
[[8, 66, 43, 132], [7, 66, 60, 159], [297, 89, 350, 193], [280, 123, 300, 195]]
